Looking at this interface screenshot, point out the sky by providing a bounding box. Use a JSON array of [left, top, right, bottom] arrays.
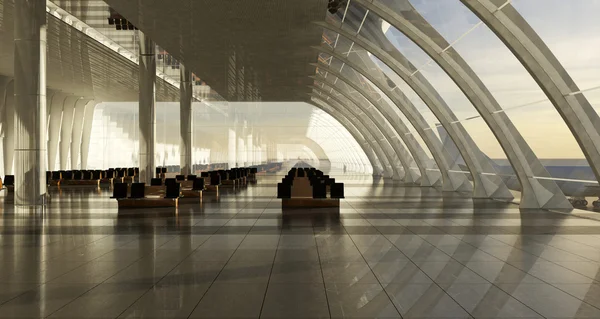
[[376, 0, 600, 159]]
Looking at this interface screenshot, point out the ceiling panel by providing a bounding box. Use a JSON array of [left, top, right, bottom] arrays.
[[102, 0, 328, 101]]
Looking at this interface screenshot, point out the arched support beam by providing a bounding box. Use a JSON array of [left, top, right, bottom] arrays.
[[60, 97, 88, 170], [313, 44, 475, 193], [285, 137, 329, 162], [309, 97, 384, 175], [463, 0, 600, 188], [311, 75, 416, 182], [71, 100, 94, 169], [315, 20, 511, 200], [310, 101, 379, 175], [47, 93, 69, 171], [80, 101, 98, 169], [310, 87, 402, 180], [313, 61, 441, 188], [354, 0, 571, 209], [311, 94, 391, 177]]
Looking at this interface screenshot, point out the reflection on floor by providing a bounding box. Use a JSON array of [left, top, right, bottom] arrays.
[[1, 174, 600, 319]]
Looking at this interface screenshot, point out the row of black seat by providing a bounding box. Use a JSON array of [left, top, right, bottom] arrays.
[[198, 167, 258, 185], [47, 167, 138, 181], [277, 168, 344, 199]]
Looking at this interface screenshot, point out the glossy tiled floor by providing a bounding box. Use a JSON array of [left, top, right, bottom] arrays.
[[1, 174, 600, 318]]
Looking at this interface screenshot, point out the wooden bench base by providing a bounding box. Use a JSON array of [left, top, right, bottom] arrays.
[[59, 180, 100, 187], [180, 190, 203, 199], [282, 198, 339, 208], [144, 185, 165, 196], [117, 198, 178, 208], [205, 185, 220, 192]]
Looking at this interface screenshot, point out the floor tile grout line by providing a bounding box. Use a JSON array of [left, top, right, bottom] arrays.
[[341, 201, 405, 319], [186, 184, 271, 319], [111, 186, 263, 319], [314, 225, 340, 319], [458, 218, 600, 277], [42, 233, 184, 318], [0, 233, 152, 308], [370, 201, 548, 319], [410, 216, 600, 313], [355, 198, 478, 319], [413, 212, 600, 290], [257, 200, 283, 319]]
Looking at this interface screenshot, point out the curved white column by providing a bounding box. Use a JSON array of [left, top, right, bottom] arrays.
[[70, 99, 92, 169], [311, 88, 398, 179], [310, 98, 384, 175], [312, 80, 410, 182], [316, 21, 512, 200], [59, 97, 84, 170], [356, 0, 571, 209], [80, 102, 97, 169], [312, 65, 430, 185], [463, 0, 600, 190], [47, 93, 68, 171]]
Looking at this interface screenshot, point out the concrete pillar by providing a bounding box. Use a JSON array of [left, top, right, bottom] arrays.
[[179, 65, 192, 175], [13, 0, 47, 206], [138, 33, 156, 183], [2, 81, 14, 175], [228, 128, 236, 169], [246, 133, 253, 166]]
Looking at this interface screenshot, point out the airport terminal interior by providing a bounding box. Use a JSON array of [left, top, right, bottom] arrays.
[[1, 0, 600, 318]]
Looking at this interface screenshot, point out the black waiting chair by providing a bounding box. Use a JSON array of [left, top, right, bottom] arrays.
[[210, 173, 221, 186], [200, 172, 209, 177], [129, 183, 145, 199], [277, 183, 291, 198], [330, 183, 345, 199], [175, 175, 185, 181], [150, 178, 162, 186], [4, 175, 14, 186], [192, 178, 205, 191], [297, 169, 305, 177], [46, 171, 52, 182], [127, 168, 135, 177], [313, 182, 327, 199], [161, 167, 167, 174], [52, 171, 62, 180], [155, 167, 162, 176], [165, 178, 177, 187], [165, 183, 180, 199], [111, 183, 128, 199], [73, 171, 83, 180], [187, 175, 197, 181], [83, 171, 92, 180], [62, 171, 73, 180], [92, 171, 102, 180]]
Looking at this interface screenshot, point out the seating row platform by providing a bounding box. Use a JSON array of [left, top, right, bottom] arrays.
[[277, 167, 344, 208]]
